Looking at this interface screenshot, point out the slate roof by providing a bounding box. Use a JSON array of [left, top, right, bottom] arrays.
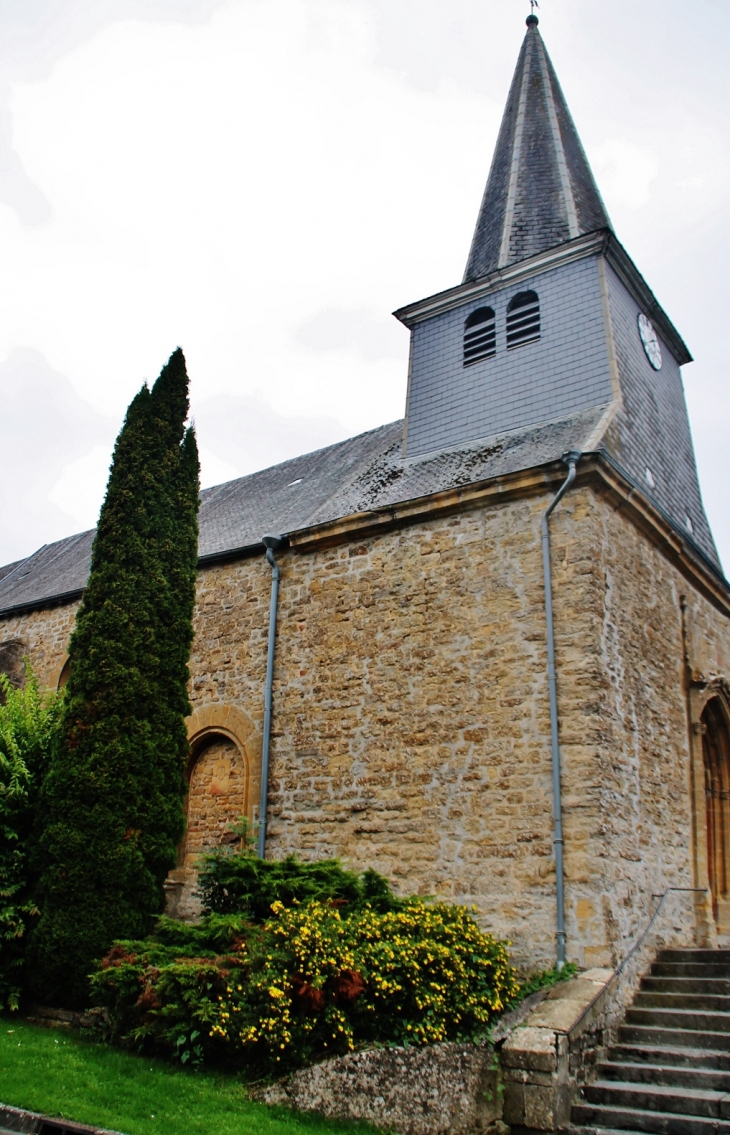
[[464, 16, 611, 283], [0, 407, 620, 617]]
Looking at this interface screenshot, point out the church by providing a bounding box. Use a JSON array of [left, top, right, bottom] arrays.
[[1, 15, 728, 974]]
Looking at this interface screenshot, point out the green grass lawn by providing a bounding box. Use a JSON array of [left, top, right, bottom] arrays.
[[0, 1017, 374, 1135]]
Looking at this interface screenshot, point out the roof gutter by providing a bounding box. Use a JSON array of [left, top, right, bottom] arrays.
[[542, 450, 580, 969]]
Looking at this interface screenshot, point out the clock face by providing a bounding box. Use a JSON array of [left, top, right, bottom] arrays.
[[638, 313, 662, 371]]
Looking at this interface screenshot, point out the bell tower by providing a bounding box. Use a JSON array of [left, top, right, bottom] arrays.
[[396, 15, 720, 572]]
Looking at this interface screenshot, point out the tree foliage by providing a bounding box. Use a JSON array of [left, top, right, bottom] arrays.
[[29, 349, 200, 1007], [0, 664, 62, 1009]]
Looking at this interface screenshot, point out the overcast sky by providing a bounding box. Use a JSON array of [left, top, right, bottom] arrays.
[[1, 0, 728, 571]]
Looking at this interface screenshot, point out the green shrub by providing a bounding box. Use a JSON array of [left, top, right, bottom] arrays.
[[0, 664, 63, 1009], [90, 913, 252, 1058], [91, 895, 518, 1075], [198, 845, 403, 921], [29, 350, 200, 1008]]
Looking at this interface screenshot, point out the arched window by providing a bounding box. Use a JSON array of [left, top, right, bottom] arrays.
[[506, 290, 540, 349], [463, 306, 496, 366]]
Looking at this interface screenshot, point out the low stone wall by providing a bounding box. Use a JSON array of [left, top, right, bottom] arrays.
[[501, 968, 613, 1132], [255, 1041, 508, 1135], [253, 971, 618, 1135]]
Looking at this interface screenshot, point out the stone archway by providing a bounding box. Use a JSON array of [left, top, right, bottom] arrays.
[[165, 703, 262, 920], [184, 730, 249, 869], [57, 657, 71, 690], [702, 697, 730, 932]]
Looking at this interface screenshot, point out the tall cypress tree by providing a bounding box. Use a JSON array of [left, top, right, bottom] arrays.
[[29, 349, 200, 1006]]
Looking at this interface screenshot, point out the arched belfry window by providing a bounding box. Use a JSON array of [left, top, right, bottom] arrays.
[[463, 306, 496, 366], [506, 290, 540, 349]]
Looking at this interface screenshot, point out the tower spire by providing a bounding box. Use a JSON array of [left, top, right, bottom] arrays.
[[464, 19, 610, 282]]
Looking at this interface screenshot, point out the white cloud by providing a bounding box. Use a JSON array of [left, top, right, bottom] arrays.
[[1, 0, 486, 434], [591, 138, 658, 212], [47, 443, 112, 529]]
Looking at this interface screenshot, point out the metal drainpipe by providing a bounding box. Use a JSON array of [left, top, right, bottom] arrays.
[[542, 451, 581, 969], [258, 534, 284, 859]]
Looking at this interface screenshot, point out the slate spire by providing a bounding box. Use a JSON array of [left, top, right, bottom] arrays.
[[464, 16, 611, 283]]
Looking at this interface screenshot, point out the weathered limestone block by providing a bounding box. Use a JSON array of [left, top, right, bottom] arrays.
[[256, 1041, 505, 1135]]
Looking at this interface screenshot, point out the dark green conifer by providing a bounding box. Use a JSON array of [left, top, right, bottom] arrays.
[[29, 349, 200, 1006]]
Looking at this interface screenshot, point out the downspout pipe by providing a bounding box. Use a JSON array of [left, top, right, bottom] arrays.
[[258, 533, 284, 859], [542, 451, 581, 969]]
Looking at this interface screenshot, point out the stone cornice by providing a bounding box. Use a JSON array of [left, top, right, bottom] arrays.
[[288, 455, 730, 617], [393, 232, 606, 327], [2, 457, 726, 621], [0, 587, 84, 621], [393, 230, 692, 368]]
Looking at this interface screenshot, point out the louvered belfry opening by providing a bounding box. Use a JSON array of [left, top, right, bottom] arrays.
[[506, 290, 540, 349], [463, 306, 496, 366]]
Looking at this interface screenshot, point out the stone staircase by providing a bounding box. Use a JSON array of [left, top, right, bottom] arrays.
[[570, 948, 730, 1134]]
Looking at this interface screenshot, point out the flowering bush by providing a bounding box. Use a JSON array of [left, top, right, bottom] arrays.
[[92, 895, 517, 1075], [209, 899, 517, 1070]]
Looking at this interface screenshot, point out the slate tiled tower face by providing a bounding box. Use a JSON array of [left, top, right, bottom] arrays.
[[404, 256, 613, 460], [397, 16, 720, 571]]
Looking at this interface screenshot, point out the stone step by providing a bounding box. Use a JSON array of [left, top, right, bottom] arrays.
[[584, 1078, 730, 1119], [598, 1059, 730, 1092], [609, 1042, 730, 1070], [565, 1128, 648, 1135], [651, 961, 730, 978], [572, 1101, 730, 1134], [641, 975, 730, 994], [658, 948, 730, 964], [626, 1006, 730, 1032], [634, 989, 730, 1011], [618, 1023, 730, 1051]]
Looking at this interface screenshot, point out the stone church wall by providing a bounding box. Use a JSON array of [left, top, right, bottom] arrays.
[[1, 481, 728, 973], [191, 494, 561, 969], [554, 488, 697, 967], [0, 600, 79, 690], [185, 483, 730, 970]]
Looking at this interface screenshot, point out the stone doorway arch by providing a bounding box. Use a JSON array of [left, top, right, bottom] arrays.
[[702, 697, 730, 931], [185, 728, 249, 866], [165, 703, 262, 920]]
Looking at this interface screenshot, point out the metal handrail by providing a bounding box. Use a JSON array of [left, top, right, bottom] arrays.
[[563, 886, 708, 1038]]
